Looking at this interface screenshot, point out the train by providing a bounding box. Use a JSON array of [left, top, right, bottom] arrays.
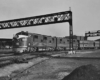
[[12, 31, 100, 53]]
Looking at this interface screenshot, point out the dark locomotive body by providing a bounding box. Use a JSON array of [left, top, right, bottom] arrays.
[[13, 31, 58, 53], [12, 31, 100, 54], [79, 40, 100, 50]]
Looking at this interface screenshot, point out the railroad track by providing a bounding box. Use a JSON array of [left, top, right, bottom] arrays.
[[0, 49, 98, 65], [0, 50, 69, 69], [0, 50, 100, 80], [8, 57, 49, 80], [0, 50, 72, 63], [51, 56, 100, 59], [0, 53, 37, 68], [0, 50, 67, 74], [5, 53, 100, 80]]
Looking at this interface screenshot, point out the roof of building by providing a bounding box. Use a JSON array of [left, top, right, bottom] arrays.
[[0, 38, 12, 41]]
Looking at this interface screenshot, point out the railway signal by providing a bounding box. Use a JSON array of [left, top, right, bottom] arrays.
[[85, 30, 100, 37]]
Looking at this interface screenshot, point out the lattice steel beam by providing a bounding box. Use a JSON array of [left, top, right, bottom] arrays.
[[0, 11, 72, 29]]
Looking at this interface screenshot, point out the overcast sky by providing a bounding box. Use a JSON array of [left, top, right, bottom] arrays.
[[0, 0, 100, 40]]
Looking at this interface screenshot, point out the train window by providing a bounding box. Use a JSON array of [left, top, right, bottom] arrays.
[[60, 39, 62, 42], [34, 35, 38, 39], [49, 41, 51, 43], [41, 40, 43, 42], [44, 36, 47, 40], [52, 38, 54, 41], [60, 39, 62, 43]]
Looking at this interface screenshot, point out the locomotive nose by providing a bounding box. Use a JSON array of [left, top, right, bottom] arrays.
[[13, 47, 27, 53]]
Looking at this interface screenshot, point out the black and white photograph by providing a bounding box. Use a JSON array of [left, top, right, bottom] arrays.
[[0, 0, 100, 80]]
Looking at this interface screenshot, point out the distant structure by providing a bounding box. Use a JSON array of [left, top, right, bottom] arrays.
[[85, 30, 100, 37], [0, 38, 12, 49], [65, 35, 87, 41]]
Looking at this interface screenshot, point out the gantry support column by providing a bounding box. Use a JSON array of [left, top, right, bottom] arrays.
[[69, 11, 73, 51]]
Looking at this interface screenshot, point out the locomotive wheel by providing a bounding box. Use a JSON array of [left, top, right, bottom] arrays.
[[33, 47, 36, 52], [29, 47, 36, 52]]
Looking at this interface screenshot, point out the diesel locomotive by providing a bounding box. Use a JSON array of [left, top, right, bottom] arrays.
[[12, 31, 100, 54], [12, 31, 78, 53]]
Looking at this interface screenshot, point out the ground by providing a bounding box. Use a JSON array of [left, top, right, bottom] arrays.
[[13, 57, 100, 80], [0, 50, 100, 80]]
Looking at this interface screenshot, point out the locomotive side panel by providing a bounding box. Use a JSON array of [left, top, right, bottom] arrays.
[[79, 40, 95, 50], [94, 41, 100, 49], [26, 33, 57, 51], [72, 39, 78, 50], [57, 37, 69, 50]]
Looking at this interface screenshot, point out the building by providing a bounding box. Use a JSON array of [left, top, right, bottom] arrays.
[[0, 38, 12, 49]]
